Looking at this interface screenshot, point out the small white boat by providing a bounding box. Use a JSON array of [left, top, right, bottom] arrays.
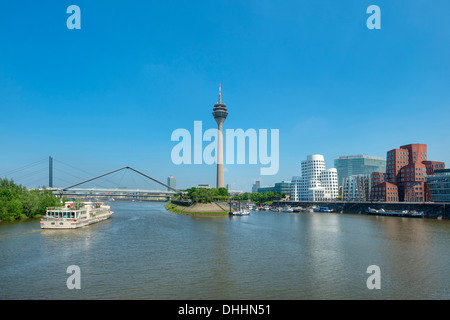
[[40, 201, 113, 229], [229, 209, 250, 216], [282, 205, 294, 213]]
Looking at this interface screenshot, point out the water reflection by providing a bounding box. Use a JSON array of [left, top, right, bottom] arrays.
[[0, 203, 449, 299]]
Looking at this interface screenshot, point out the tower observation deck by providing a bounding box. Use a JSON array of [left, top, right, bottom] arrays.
[[212, 84, 228, 122]]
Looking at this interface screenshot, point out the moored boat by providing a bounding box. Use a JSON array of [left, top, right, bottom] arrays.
[[229, 208, 250, 216], [40, 201, 113, 229], [313, 207, 333, 213], [367, 207, 423, 218]]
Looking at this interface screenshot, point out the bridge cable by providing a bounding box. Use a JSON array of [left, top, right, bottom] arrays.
[[54, 176, 76, 188], [54, 167, 110, 189], [126, 167, 179, 193], [130, 170, 138, 190], [13, 167, 48, 184], [61, 166, 180, 194], [115, 170, 127, 190], [0, 157, 47, 178], [53, 159, 118, 187]]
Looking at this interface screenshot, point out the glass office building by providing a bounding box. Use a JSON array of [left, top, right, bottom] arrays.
[[334, 155, 386, 186], [258, 181, 291, 195], [426, 169, 450, 202], [167, 176, 176, 191]]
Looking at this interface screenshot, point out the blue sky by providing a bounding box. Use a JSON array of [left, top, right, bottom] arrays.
[[1, 1, 449, 192]]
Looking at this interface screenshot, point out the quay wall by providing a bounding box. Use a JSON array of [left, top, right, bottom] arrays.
[[170, 200, 192, 207], [274, 201, 450, 220]]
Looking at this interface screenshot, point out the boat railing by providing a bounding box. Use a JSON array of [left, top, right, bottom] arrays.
[[46, 207, 71, 211], [46, 207, 84, 211]]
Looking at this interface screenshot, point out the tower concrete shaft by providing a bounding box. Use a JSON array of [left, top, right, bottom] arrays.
[[212, 84, 228, 189], [216, 122, 224, 189]]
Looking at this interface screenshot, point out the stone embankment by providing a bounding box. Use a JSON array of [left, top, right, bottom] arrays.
[[166, 200, 228, 216], [274, 201, 450, 220]]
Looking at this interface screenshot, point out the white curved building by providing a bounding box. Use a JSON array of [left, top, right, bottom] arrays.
[[291, 155, 338, 201]]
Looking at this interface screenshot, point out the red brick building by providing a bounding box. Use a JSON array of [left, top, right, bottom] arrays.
[[370, 182, 399, 202], [370, 172, 385, 189], [423, 161, 445, 175], [371, 143, 445, 202], [398, 162, 427, 202]]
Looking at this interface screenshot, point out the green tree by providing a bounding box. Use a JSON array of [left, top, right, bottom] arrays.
[[186, 187, 219, 204], [7, 198, 23, 219], [0, 178, 63, 221], [217, 187, 229, 197], [20, 189, 41, 218]]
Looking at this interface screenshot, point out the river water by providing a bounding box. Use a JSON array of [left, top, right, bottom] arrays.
[[0, 201, 449, 300]]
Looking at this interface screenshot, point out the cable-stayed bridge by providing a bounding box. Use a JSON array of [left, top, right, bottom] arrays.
[[48, 187, 179, 201], [0, 158, 183, 201]]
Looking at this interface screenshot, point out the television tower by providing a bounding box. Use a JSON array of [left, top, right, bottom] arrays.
[[212, 83, 228, 189]]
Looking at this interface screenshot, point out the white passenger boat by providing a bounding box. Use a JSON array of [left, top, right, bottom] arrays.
[[40, 201, 113, 229]]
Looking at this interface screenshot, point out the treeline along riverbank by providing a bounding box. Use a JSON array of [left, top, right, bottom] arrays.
[[0, 178, 62, 222]]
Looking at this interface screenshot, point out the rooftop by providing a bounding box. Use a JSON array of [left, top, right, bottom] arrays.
[[337, 155, 385, 160]]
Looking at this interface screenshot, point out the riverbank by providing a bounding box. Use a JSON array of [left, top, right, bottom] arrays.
[[165, 202, 228, 216], [274, 200, 450, 220], [0, 215, 42, 224], [0, 178, 63, 222]]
